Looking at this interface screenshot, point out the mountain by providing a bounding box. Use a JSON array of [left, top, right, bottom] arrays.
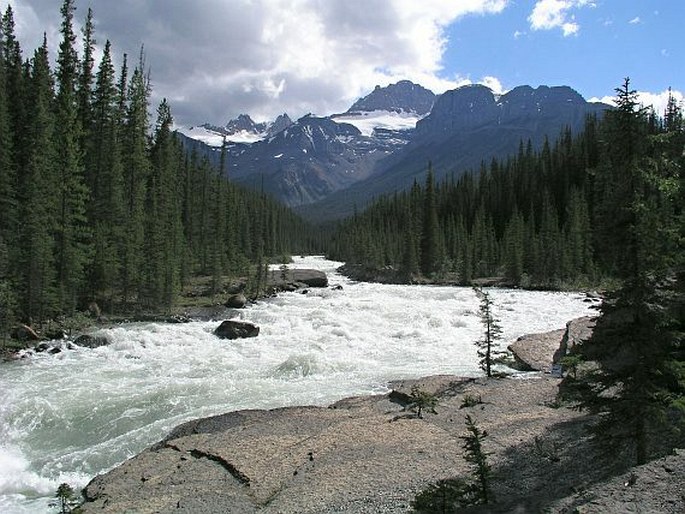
[[346, 79, 435, 115], [176, 82, 610, 219], [176, 81, 432, 206], [179, 113, 294, 146], [298, 85, 610, 220]]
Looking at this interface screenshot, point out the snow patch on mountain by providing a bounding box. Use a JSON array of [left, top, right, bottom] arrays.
[[330, 110, 423, 137], [176, 125, 265, 147], [176, 125, 224, 147]]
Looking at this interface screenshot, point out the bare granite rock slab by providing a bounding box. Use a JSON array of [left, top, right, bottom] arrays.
[[508, 328, 566, 372], [509, 316, 597, 373], [79, 375, 587, 514]]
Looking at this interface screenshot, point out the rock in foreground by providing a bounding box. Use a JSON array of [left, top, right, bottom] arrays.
[[508, 316, 596, 372]]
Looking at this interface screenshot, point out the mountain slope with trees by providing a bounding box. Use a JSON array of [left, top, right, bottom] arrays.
[[0, 1, 321, 337], [329, 83, 682, 292]]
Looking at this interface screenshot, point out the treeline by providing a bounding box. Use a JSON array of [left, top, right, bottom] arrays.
[[0, 1, 320, 328], [329, 83, 684, 289], [333, 79, 684, 465]]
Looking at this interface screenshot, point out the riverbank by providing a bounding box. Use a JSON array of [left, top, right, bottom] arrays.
[[0, 267, 330, 361], [77, 322, 683, 513], [337, 262, 608, 293], [78, 377, 684, 513]]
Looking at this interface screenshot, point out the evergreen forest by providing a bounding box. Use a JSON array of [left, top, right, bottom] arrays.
[[328, 85, 684, 291], [0, 1, 321, 332]]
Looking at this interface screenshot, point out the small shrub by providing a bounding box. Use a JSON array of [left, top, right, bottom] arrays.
[[412, 477, 476, 513], [413, 415, 493, 511], [461, 414, 493, 505], [559, 353, 583, 379], [533, 435, 561, 462], [50, 483, 80, 513], [460, 393, 483, 409], [407, 385, 439, 419]]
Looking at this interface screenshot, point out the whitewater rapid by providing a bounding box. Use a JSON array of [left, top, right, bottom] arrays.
[[0, 256, 596, 513]]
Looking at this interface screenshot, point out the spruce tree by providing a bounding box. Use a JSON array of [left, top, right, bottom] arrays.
[[420, 164, 440, 276], [562, 79, 685, 465], [473, 286, 505, 377], [54, 0, 91, 314], [121, 55, 150, 305], [20, 38, 59, 322]]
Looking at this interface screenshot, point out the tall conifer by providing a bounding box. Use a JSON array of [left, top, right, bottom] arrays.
[[20, 38, 59, 322], [420, 164, 440, 276], [54, 0, 91, 314]]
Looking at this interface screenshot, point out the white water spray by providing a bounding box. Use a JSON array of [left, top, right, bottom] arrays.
[[0, 257, 595, 512]]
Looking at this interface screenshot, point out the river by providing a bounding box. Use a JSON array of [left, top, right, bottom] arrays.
[[0, 256, 596, 513]]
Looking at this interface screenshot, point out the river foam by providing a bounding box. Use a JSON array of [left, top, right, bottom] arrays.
[[0, 256, 596, 512]]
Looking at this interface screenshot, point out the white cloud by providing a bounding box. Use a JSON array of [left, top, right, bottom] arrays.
[[479, 76, 507, 95], [528, 0, 593, 36], [637, 89, 684, 115], [11, 0, 511, 126], [629, 16, 641, 25], [514, 30, 526, 39], [590, 89, 684, 117]]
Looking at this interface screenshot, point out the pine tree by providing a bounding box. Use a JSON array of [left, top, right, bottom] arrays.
[[77, 7, 95, 147], [502, 208, 524, 284], [54, 0, 91, 314], [210, 137, 228, 293], [1, 5, 24, 257], [19, 37, 59, 322], [121, 54, 150, 305], [145, 99, 183, 309], [460, 414, 492, 505], [0, 17, 15, 258], [473, 286, 505, 377], [562, 79, 685, 465], [400, 204, 419, 279], [420, 164, 440, 276], [88, 40, 125, 305]]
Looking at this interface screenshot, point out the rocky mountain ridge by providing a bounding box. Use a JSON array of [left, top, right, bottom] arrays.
[[177, 81, 610, 216]]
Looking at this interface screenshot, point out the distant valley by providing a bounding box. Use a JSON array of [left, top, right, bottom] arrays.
[[176, 80, 610, 220]]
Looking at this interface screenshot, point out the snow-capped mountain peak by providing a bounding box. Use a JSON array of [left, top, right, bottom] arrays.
[[178, 113, 293, 147]]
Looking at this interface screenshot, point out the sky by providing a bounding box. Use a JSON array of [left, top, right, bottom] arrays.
[[7, 0, 684, 127]]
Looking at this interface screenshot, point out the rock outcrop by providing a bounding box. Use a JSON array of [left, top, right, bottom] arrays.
[[508, 316, 596, 373], [267, 269, 328, 289], [214, 320, 260, 340], [73, 334, 111, 349], [225, 293, 248, 309], [508, 328, 566, 372]]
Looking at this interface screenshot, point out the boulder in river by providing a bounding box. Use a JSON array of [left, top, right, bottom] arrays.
[[74, 334, 111, 349], [225, 293, 248, 309], [214, 320, 260, 340], [267, 269, 328, 289]]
